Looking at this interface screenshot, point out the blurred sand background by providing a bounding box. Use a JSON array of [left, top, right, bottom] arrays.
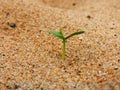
[[0, 0, 120, 89]]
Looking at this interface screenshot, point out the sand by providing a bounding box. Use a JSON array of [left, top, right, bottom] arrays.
[[0, 0, 120, 90]]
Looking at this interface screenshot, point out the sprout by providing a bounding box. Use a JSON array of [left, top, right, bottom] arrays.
[[48, 27, 85, 59]]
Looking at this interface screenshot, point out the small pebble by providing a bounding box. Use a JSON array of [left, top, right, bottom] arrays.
[[87, 15, 92, 19], [114, 34, 117, 36], [2, 54, 5, 56], [114, 67, 118, 70], [77, 70, 81, 75], [8, 23, 17, 28], [6, 85, 12, 89], [74, 86, 76, 88], [14, 84, 20, 89], [110, 27, 114, 29], [72, 3, 76, 6]]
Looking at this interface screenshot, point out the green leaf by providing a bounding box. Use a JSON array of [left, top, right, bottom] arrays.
[[65, 30, 85, 39], [59, 27, 63, 33], [59, 27, 63, 35], [48, 30, 65, 40]]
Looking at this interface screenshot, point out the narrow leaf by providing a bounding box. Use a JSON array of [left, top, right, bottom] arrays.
[[59, 27, 65, 39], [65, 30, 85, 39], [59, 27, 63, 35], [48, 30, 64, 40]]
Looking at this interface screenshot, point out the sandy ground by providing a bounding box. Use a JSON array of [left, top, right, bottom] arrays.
[[0, 0, 120, 90]]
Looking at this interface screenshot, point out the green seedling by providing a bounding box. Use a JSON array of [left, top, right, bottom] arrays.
[[48, 27, 85, 59]]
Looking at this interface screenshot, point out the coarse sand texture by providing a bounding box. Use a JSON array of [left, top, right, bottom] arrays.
[[0, 0, 120, 90]]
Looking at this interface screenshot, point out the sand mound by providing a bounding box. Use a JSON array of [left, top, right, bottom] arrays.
[[0, 0, 120, 89]]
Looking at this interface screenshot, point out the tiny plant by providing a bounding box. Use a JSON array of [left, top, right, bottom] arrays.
[[48, 27, 85, 59]]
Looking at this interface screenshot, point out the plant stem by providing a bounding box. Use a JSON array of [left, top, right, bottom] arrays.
[[62, 40, 66, 59]]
